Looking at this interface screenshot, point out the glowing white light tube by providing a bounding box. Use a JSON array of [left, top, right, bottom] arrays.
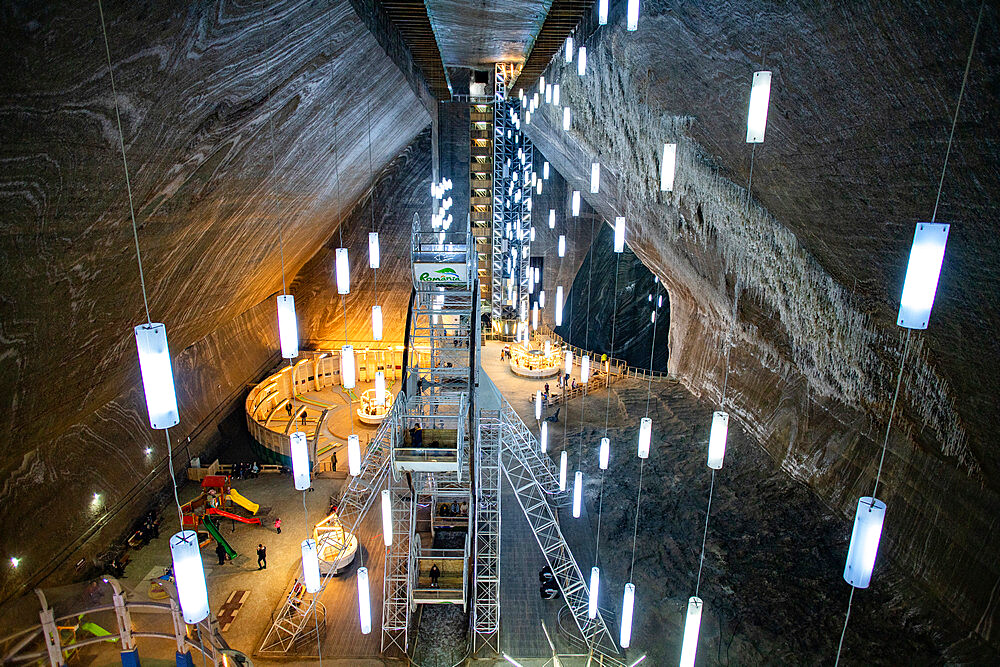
[[134, 323, 179, 430], [599, 437, 610, 469], [572, 471, 584, 517], [341, 345, 356, 388], [277, 294, 299, 359], [290, 432, 310, 491], [558, 235, 566, 257], [348, 434, 361, 476], [637, 417, 652, 458], [627, 0, 640, 30], [620, 582, 635, 648], [614, 217, 626, 253], [301, 539, 321, 593], [371, 305, 383, 341], [661, 143, 677, 191], [549, 208, 556, 228], [746, 71, 772, 143], [581, 354, 590, 383], [679, 596, 703, 667], [374, 371, 386, 406], [578, 46, 587, 75], [565, 350, 573, 375], [381, 489, 392, 546], [572, 191, 581, 216], [555, 286, 564, 325], [536, 390, 543, 420], [599, 0, 608, 24], [566, 36, 574, 62], [843, 497, 887, 588], [707, 411, 729, 470], [589, 566, 600, 619], [357, 566, 372, 634], [591, 162, 601, 193], [170, 531, 209, 624], [898, 222, 949, 329], [368, 232, 380, 268], [563, 107, 571, 131], [336, 247, 350, 294], [541, 422, 548, 452], [559, 451, 568, 490]]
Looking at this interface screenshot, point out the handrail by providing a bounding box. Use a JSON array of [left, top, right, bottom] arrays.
[[533, 324, 673, 381]]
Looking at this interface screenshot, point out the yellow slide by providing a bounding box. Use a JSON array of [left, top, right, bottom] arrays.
[[228, 489, 259, 515]]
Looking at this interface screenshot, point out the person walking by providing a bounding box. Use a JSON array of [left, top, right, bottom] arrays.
[[256, 544, 267, 570], [332, 451, 338, 471], [274, 517, 282, 534], [215, 541, 227, 566], [429, 563, 440, 589], [300, 410, 307, 426]]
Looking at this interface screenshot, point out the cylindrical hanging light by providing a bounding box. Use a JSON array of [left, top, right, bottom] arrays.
[[541, 422, 548, 452], [372, 305, 383, 341], [637, 417, 652, 458], [581, 354, 590, 384], [290, 432, 310, 491], [559, 451, 568, 491], [661, 143, 677, 192], [341, 345, 356, 388], [626, 0, 640, 30], [598, 0, 609, 23], [134, 323, 180, 430], [589, 566, 600, 619], [614, 217, 626, 253], [620, 582, 635, 648], [543, 161, 550, 179], [374, 371, 386, 406], [555, 286, 564, 326], [565, 36, 574, 62], [565, 350, 573, 375], [843, 497, 887, 588], [563, 107, 571, 131], [381, 489, 392, 546], [357, 566, 372, 634], [170, 531, 209, 624], [549, 209, 556, 228], [558, 235, 566, 257], [301, 538, 321, 593], [336, 247, 350, 294], [539, 290, 546, 308], [898, 222, 950, 329], [544, 339, 551, 355], [707, 411, 729, 470], [590, 163, 601, 193], [572, 471, 583, 517], [679, 596, 703, 667], [530, 226, 536, 242], [553, 85, 560, 106], [578, 46, 587, 75], [348, 434, 361, 476], [746, 71, 772, 143], [572, 191, 581, 216], [532, 303, 539, 330], [368, 232, 380, 269], [536, 390, 543, 420], [545, 84, 552, 104], [599, 437, 610, 469], [276, 295, 299, 359]]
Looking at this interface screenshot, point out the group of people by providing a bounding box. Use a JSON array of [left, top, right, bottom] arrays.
[[499, 345, 512, 361], [231, 461, 259, 479], [539, 565, 559, 599], [438, 500, 468, 517]]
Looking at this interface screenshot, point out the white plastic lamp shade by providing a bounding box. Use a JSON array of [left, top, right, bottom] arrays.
[[553, 85, 560, 106], [746, 71, 772, 143], [336, 247, 350, 294], [301, 539, 321, 593], [572, 471, 583, 517], [374, 371, 386, 406], [898, 222, 950, 329], [581, 354, 590, 383], [532, 303, 539, 330], [539, 290, 546, 307], [134, 323, 180, 430], [276, 294, 299, 359], [578, 46, 587, 75], [565, 350, 573, 375], [372, 305, 383, 341], [341, 345, 356, 389], [679, 596, 704, 667], [539, 76, 545, 93], [620, 582, 635, 648], [563, 107, 571, 131], [572, 191, 581, 216], [555, 286, 564, 325], [843, 497, 887, 588], [566, 36, 574, 62], [708, 411, 729, 470], [651, 310, 656, 323], [545, 84, 552, 104], [627, 0, 640, 30], [638, 417, 652, 458], [598, 0, 609, 24], [549, 209, 556, 228], [558, 235, 566, 257], [543, 162, 550, 179], [347, 434, 361, 476], [381, 489, 392, 546], [559, 451, 568, 491], [599, 437, 610, 469], [591, 162, 601, 193], [589, 567, 600, 619], [169, 531, 209, 624], [541, 422, 548, 452], [357, 566, 372, 634], [290, 432, 310, 491], [368, 232, 380, 269], [536, 390, 543, 420], [614, 217, 626, 253], [544, 339, 551, 355], [661, 143, 677, 192], [530, 226, 536, 242]]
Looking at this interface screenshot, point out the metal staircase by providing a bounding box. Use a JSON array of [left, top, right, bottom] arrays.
[[473, 413, 502, 654], [498, 398, 564, 496]]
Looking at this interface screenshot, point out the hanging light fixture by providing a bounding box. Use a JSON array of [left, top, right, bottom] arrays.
[[170, 531, 209, 624], [545, 84, 552, 104], [555, 286, 564, 326], [276, 295, 299, 359], [532, 303, 539, 330], [637, 417, 652, 458], [290, 432, 310, 491], [341, 345, 356, 388], [707, 411, 729, 469], [336, 247, 350, 294], [620, 583, 635, 648], [543, 162, 550, 179], [544, 339, 551, 355], [598, 0, 609, 24], [368, 232, 380, 269], [539, 76, 546, 93], [371, 305, 383, 341], [381, 489, 392, 546], [599, 437, 610, 469], [572, 191, 581, 216], [573, 471, 583, 517], [746, 71, 772, 143], [536, 390, 543, 420], [549, 209, 556, 228], [374, 371, 386, 406], [559, 451, 568, 491], [581, 354, 590, 383], [541, 422, 548, 452], [348, 434, 361, 476], [679, 596, 703, 667], [897, 222, 950, 329], [563, 107, 571, 131], [660, 143, 677, 191], [553, 85, 560, 106], [589, 566, 601, 619], [539, 290, 546, 307], [578, 46, 587, 75], [843, 497, 887, 588], [357, 566, 372, 634], [565, 350, 573, 374], [591, 163, 601, 193], [559, 235, 566, 257], [566, 36, 574, 62], [614, 217, 626, 252], [301, 538, 321, 593], [627, 0, 640, 30], [537, 179, 543, 195], [134, 323, 179, 430]]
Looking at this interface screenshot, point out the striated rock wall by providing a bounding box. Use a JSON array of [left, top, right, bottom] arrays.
[[524, 1, 1000, 648]]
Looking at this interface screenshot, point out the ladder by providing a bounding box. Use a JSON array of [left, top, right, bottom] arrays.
[[473, 413, 502, 654], [498, 397, 564, 496]]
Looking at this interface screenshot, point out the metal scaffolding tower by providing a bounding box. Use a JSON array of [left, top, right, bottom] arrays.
[[473, 413, 502, 654]]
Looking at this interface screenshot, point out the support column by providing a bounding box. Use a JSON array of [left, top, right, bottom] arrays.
[[35, 590, 64, 666]]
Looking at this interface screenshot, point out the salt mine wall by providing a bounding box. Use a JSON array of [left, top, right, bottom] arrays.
[[0, 0, 429, 601], [524, 1, 1000, 648]]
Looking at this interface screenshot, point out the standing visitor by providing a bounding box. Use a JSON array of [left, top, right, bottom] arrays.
[[429, 563, 440, 588], [215, 541, 227, 566], [257, 544, 267, 570], [274, 517, 282, 534]]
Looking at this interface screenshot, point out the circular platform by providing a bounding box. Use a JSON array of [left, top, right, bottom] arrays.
[[509, 345, 561, 378], [357, 388, 395, 425]]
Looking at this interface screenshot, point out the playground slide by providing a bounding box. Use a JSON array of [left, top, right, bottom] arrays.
[[207, 507, 262, 525], [228, 489, 259, 515], [202, 516, 237, 559]]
